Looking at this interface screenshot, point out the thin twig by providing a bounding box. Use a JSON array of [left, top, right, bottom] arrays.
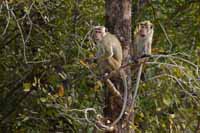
[[67, 107, 104, 131], [158, 21, 173, 52], [149, 74, 200, 104], [1, 0, 10, 36], [151, 5, 173, 52], [18, 1, 35, 21], [84, 108, 97, 123], [0, 3, 3, 14], [10, 10, 50, 64], [24, 1, 35, 43], [10, 10, 28, 63], [25, 15, 33, 43], [150, 54, 199, 76], [77, 27, 94, 58], [130, 63, 143, 113], [146, 62, 185, 70]]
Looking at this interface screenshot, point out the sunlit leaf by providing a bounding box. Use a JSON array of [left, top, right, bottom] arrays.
[[58, 84, 65, 97], [80, 60, 89, 68], [40, 97, 47, 103], [94, 80, 102, 92], [23, 83, 31, 92], [162, 95, 172, 106]]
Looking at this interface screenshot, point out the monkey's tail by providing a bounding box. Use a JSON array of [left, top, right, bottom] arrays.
[[130, 63, 143, 112], [111, 70, 128, 126]]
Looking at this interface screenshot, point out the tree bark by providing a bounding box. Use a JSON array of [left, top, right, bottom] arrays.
[[105, 0, 133, 132]]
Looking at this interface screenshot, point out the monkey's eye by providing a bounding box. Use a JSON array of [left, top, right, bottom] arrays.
[[150, 25, 153, 29], [95, 31, 102, 33], [141, 25, 145, 28]]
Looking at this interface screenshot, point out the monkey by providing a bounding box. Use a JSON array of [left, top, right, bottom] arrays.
[[93, 26, 122, 72], [134, 20, 154, 59], [93, 26, 124, 98], [92, 26, 128, 131], [130, 20, 154, 116]]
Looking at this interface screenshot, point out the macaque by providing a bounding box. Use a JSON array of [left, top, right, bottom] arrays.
[[93, 26, 123, 73], [92, 26, 128, 131], [129, 21, 154, 112], [134, 20, 154, 58], [92, 26, 123, 97]]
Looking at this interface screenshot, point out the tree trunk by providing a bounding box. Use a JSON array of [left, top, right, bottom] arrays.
[[104, 0, 133, 132]]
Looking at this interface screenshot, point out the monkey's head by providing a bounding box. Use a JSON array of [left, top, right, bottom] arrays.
[[137, 21, 153, 38], [93, 26, 107, 41]]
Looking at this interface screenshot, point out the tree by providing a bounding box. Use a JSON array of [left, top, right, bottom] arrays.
[[104, 0, 133, 132], [0, 0, 200, 132]]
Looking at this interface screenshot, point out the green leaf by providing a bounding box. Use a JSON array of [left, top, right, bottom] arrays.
[[162, 95, 172, 106], [23, 83, 31, 92], [40, 97, 47, 103], [24, 6, 30, 14]]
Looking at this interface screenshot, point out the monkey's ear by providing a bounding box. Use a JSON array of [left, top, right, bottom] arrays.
[[105, 27, 108, 32], [150, 24, 154, 29], [137, 22, 141, 29]]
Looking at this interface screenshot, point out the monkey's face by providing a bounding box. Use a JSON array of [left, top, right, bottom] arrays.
[[93, 26, 106, 41], [139, 22, 153, 38], [94, 30, 104, 41]]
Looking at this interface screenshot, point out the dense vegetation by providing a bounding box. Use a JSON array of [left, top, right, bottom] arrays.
[[0, 0, 200, 132]]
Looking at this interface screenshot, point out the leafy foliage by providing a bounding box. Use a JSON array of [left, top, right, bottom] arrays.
[[0, 0, 200, 132]]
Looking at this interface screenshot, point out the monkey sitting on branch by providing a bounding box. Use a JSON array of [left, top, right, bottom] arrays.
[[133, 20, 154, 62], [130, 20, 154, 112], [92, 26, 125, 97], [90, 26, 128, 131]]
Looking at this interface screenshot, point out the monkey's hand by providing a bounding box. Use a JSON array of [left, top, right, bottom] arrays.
[[137, 54, 151, 64], [140, 54, 151, 58], [130, 56, 139, 64]]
